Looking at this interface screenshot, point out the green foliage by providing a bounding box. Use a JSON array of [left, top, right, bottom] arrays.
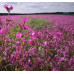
[[23, 69, 26, 71], [39, 46, 45, 58], [0, 60, 12, 71], [50, 50, 57, 57], [0, 56, 3, 62], [26, 36, 30, 40], [27, 17, 48, 30], [9, 28, 15, 38], [39, 46, 44, 53], [9, 24, 20, 39], [9, 48, 16, 54]]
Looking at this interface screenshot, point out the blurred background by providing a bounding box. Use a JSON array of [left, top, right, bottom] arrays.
[[0, 2, 74, 13]]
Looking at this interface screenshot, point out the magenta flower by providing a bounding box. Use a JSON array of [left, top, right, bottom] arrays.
[[24, 24, 29, 29], [23, 17, 28, 22], [16, 44, 21, 50], [3, 51, 7, 56], [38, 31, 43, 37], [12, 17, 15, 22], [29, 40, 35, 46], [3, 4, 13, 13], [3, 57, 6, 60], [28, 59, 31, 63], [32, 34, 37, 40], [15, 41, 20, 44], [11, 60, 14, 64], [10, 5, 13, 10], [16, 32, 22, 39], [59, 57, 66, 62], [0, 28, 5, 35], [31, 31, 37, 39], [3, 4, 8, 8], [44, 41, 48, 46], [31, 31, 35, 35], [56, 31, 62, 36]]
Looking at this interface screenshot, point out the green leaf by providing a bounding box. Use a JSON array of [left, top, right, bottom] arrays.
[[39, 46, 43, 52], [23, 69, 26, 71]]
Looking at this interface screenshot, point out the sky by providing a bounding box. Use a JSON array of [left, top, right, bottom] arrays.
[[0, 2, 74, 13]]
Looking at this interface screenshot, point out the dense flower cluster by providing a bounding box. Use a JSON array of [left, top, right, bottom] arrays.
[[3, 4, 13, 13], [0, 14, 74, 71]]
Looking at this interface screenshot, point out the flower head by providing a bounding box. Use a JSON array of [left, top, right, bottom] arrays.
[[3, 4, 13, 13], [23, 17, 28, 22], [3, 57, 6, 60], [44, 41, 48, 46], [3, 51, 7, 56], [3, 4, 8, 8], [24, 24, 29, 29], [15, 41, 20, 44], [16, 32, 22, 39], [56, 31, 62, 36], [0, 28, 5, 35], [16, 44, 21, 50], [29, 40, 35, 46], [23, 17, 28, 24], [32, 34, 37, 40], [12, 17, 15, 22], [31, 31, 35, 35], [38, 31, 43, 37], [10, 5, 13, 10]]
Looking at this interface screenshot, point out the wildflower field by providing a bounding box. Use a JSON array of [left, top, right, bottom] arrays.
[[0, 4, 74, 71]]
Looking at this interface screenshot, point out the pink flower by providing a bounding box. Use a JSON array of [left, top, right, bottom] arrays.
[[3, 57, 6, 60], [16, 32, 22, 39], [16, 41, 20, 44], [12, 17, 15, 22], [3, 4, 13, 12], [0, 28, 5, 35], [59, 57, 66, 62], [31, 31, 37, 39], [56, 31, 62, 36], [11, 60, 14, 64], [29, 40, 35, 46], [38, 31, 43, 37], [23, 17, 28, 22], [3, 51, 7, 56], [32, 34, 37, 39], [24, 24, 29, 29], [16, 44, 22, 50], [28, 59, 31, 62], [31, 31, 35, 35], [3, 4, 8, 8], [44, 41, 48, 46], [10, 5, 13, 10]]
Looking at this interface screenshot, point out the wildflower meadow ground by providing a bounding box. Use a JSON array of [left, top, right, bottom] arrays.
[[0, 4, 74, 71]]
